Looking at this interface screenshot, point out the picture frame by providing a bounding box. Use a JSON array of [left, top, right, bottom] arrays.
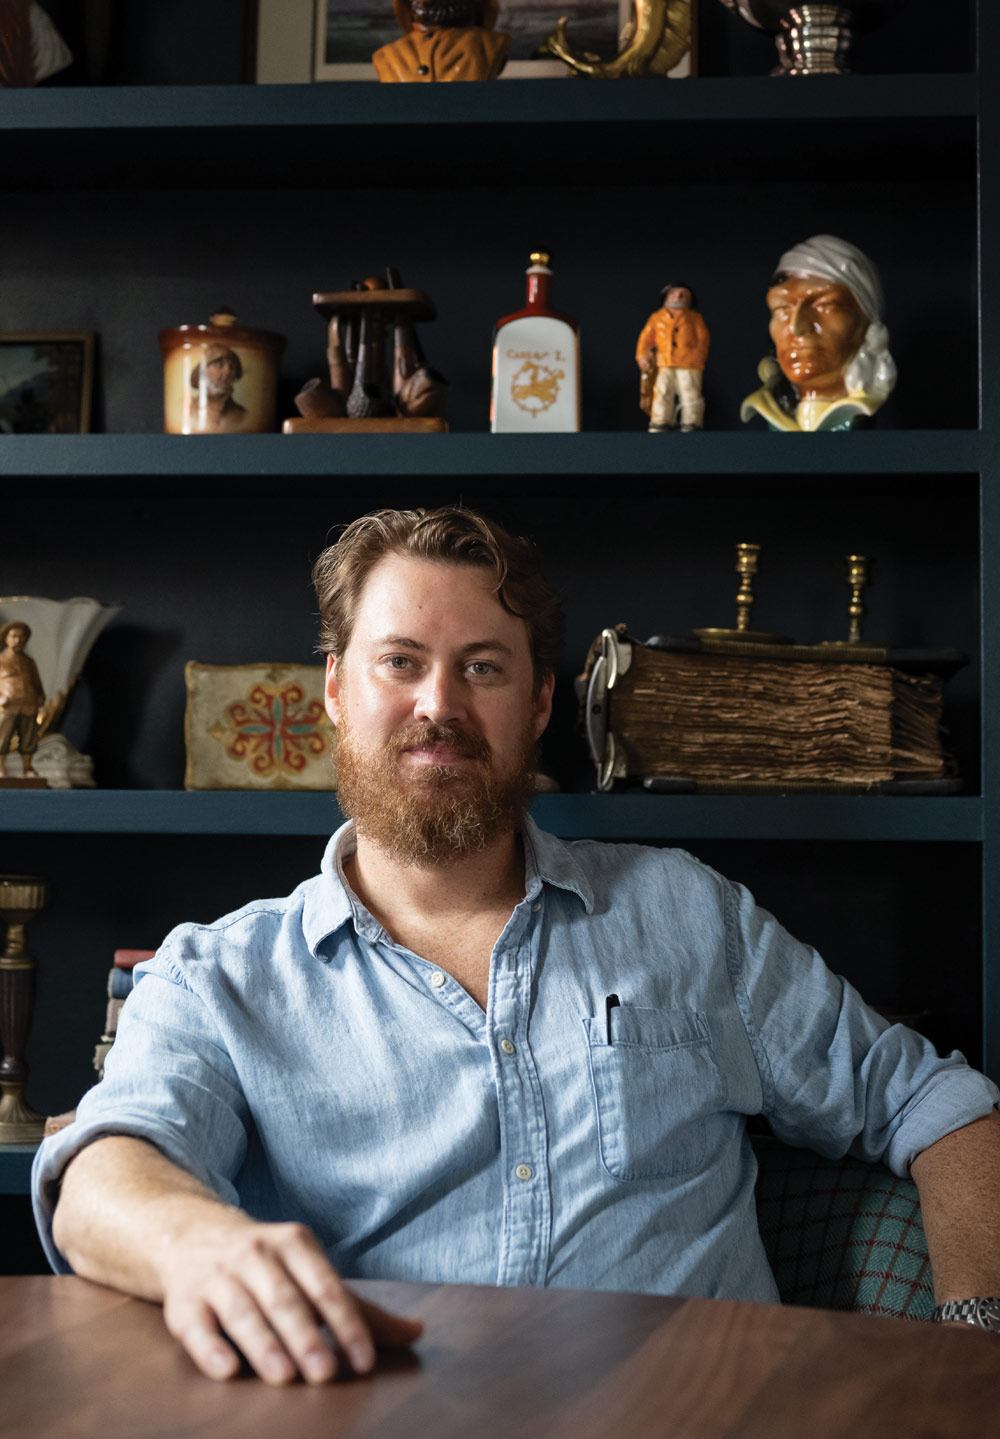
[[254, 0, 691, 82], [0, 333, 94, 435]]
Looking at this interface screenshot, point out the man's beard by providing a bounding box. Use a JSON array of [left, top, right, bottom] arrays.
[[334, 715, 537, 866]]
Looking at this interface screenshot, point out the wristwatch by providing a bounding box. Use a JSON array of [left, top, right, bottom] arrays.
[[931, 1297, 1000, 1333]]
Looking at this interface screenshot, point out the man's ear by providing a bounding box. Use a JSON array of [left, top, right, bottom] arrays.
[[324, 654, 341, 726], [533, 670, 555, 741]]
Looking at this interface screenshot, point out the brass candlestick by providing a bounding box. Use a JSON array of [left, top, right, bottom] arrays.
[[845, 554, 869, 643], [822, 554, 871, 648], [0, 875, 48, 1142], [694, 542, 791, 645]]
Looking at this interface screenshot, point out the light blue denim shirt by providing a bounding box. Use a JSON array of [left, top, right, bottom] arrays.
[[33, 819, 998, 1300]]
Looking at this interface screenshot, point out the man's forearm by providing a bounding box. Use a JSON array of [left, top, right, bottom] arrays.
[[50, 1133, 422, 1385], [910, 1108, 1000, 1302], [52, 1135, 252, 1300]]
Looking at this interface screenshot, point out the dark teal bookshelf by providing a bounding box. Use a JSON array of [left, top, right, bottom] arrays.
[[0, 430, 983, 478], [0, 75, 976, 190], [0, 74, 976, 132], [0, 790, 984, 842], [0, 1148, 38, 1198], [1, 1, 995, 1174]]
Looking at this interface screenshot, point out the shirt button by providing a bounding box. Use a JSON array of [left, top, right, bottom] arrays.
[[430, 971, 446, 988], [500, 1039, 516, 1055], [531, 902, 542, 913], [515, 1164, 533, 1182], [417, 64, 430, 75]]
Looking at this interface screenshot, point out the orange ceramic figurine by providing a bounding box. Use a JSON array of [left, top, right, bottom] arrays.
[[635, 283, 711, 432], [373, 0, 509, 82], [740, 235, 897, 432]]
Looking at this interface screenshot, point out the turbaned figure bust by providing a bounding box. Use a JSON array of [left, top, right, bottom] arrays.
[[741, 234, 897, 433]]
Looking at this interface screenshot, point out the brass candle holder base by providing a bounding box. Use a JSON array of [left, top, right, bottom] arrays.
[[694, 626, 792, 645], [0, 1083, 45, 1143], [0, 874, 48, 1145]]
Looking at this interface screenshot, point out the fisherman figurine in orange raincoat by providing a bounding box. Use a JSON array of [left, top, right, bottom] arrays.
[[373, 0, 509, 82], [635, 284, 710, 432]]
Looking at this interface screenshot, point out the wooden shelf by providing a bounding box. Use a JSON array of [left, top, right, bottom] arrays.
[[0, 1147, 38, 1197], [0, 77, 975, 190], [0, 431, 983, 479], [0, 790, 982, 842], [0, 75, 975, 134]]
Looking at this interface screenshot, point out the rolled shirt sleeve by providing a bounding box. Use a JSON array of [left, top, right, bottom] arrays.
[[31, 954, 250, 1274], [725, 877, 999, 1174]]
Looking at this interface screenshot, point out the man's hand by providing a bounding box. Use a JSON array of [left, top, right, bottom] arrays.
[[52, 1136, 423, 1386], [161, 1218, 424, 1384]]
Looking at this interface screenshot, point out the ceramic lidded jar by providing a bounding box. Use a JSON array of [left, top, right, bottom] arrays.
[[158, 308, 285, 434]]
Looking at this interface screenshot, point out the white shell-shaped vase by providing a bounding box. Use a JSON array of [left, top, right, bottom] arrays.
[[0, 595, 122, 737]]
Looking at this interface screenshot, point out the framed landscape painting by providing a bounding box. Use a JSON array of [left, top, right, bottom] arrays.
[[0, 333, 94, 435]]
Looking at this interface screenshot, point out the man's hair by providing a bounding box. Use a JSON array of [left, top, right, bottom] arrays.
[[312, 506, 565, 682], [0, 620, 30, 645]]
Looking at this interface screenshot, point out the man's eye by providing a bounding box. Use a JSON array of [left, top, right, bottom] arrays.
[[468, 662, 497, 676], [386, 655, 411, 670]]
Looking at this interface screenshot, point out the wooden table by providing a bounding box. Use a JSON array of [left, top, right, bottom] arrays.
[[2, 1275, 999, 1439]]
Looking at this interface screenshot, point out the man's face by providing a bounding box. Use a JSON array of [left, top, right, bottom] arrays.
[[766, 275, 868, 399], [4, 627, 26, 652], [204, 353, 239, 397], [663, 286, 692, 310], [325, 554, 553, 863]]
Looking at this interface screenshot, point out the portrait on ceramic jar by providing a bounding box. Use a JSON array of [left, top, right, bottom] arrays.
[[740, 235, 897, 433], [158, 310, 285, 435]]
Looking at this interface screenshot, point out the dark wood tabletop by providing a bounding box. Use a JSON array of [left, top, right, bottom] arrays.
[[2, 1275, 999, 1439]]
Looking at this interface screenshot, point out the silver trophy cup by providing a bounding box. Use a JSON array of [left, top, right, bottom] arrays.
[[717, 2, 901, 75]]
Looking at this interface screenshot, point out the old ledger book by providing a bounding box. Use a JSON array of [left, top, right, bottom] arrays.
[[581, 628, 964, 793]]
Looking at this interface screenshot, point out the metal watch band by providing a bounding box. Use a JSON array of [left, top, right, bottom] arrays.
[[931, 1297, 1000, 1331]]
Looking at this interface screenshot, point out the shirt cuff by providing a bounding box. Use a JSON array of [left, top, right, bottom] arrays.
[[885, 1066, 1000, 1176]]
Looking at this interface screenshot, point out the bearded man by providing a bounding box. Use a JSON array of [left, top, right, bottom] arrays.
[[188, 344, 248, 433], [34, 507, 1000, 1385]]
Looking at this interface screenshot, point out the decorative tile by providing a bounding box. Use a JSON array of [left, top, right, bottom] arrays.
[[184, 662, 336, 791]]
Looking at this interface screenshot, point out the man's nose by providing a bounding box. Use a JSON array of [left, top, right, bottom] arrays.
[[413, 666, 466, 727], [791, 302, 816, 336]]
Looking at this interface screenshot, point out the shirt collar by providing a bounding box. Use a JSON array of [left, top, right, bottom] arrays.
[[302, 820, 361, 956], [521, 814, 594, 913], [302, 812, 595, 958]]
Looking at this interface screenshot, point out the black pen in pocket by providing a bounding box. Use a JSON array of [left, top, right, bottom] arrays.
[[605, 992, 620, 1042]]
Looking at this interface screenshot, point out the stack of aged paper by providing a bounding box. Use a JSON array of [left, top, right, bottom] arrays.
[[613, 648, 951, 787]]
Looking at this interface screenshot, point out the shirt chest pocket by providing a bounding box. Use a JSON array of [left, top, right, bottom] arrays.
[[585, 1006, 724, 1182]]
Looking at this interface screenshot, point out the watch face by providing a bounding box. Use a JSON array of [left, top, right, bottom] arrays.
[[975, 1299, 1000, 1331]]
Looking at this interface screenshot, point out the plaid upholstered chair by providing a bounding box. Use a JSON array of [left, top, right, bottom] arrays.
[[753, 1136, 934, 1319]]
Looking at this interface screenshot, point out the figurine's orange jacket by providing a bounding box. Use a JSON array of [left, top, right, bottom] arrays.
[[636, 307, 710, 370], [373, 27, 510, 82]]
